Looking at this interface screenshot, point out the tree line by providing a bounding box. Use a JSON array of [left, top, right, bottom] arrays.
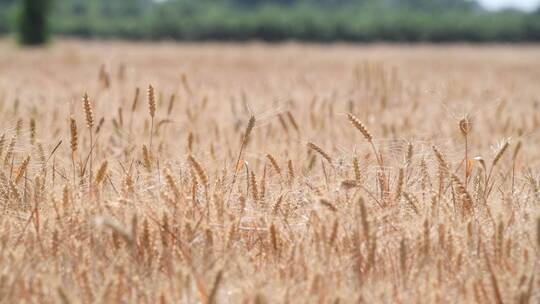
[[1, 0, 539, 45]]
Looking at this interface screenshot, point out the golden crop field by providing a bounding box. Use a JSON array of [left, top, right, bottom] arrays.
[[0, 40, 539, 303]]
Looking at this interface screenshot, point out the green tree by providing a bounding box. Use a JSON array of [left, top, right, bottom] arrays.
[[18, 0, 50, 45], [0, 0, 17, 33]]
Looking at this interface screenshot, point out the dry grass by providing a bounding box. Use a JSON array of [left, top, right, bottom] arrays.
[[0, 39, 539, 303]]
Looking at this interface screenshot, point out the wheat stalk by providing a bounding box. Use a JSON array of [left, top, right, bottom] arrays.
[[188, 155, 209, 200], [307, 142, 333, 164], [95, 160, 108, 185], [83, 93, 94, 192], [15, 156, 30, 184], [147, 85, 156, 148], [228, 115, 255, 201], [347, 113, 372, 142]]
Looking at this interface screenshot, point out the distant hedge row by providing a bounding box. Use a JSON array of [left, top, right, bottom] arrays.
[[2, 1, 540, 42]]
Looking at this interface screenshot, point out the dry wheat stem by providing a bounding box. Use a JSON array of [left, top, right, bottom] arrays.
[[228, 115, 255, 202], [83, 93, 94, 193]]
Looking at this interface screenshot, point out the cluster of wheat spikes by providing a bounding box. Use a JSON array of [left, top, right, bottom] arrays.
[[0, 41, 538, 303]]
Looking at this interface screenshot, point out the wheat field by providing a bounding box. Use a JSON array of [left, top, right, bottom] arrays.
[[0, 40, 539, 303]]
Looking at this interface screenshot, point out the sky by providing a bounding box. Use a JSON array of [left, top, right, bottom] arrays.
[[477, 0, 540, 10]]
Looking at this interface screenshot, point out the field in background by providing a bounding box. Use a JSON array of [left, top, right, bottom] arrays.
[[0, 40, 539, 302]]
